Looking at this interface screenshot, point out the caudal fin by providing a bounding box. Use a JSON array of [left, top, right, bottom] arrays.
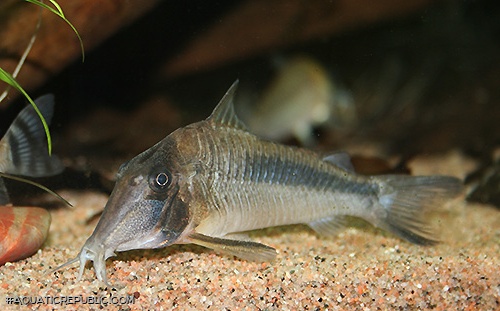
[[0, 94, 63, 177], [373, 175, 462, 245]]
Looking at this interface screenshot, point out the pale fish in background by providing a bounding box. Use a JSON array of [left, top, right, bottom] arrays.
[[246, 56, 356, 145], [0, 95, 64, 265], [56, 82, 462, 285]]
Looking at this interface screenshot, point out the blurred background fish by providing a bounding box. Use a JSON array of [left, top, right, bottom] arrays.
[[242, 56, 356, 146]]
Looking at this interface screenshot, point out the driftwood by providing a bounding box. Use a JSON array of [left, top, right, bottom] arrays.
[[161, 0, 437, 78], [0, 0, 161, 106], [0, 0, 437, 106]]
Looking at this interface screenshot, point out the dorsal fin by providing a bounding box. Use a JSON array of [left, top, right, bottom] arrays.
[[323, 152, 355, 172], [206, 80, 247, 130]]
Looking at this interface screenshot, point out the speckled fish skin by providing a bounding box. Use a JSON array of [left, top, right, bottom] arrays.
[[62, 81, 462, 285]]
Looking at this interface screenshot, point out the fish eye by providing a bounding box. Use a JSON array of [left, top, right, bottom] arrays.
[[149, 167, 172, 192], [156, 173, 168, 186]]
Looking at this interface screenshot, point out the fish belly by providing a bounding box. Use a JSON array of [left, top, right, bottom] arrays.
[[206, 182, 376, 236]]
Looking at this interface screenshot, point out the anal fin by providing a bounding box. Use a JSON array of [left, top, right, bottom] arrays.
[[188, 232, 277, 262], [308, 215, 349, 237]]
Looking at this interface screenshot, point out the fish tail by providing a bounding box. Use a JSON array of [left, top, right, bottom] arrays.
[[372, 175, 462, 245], [0, 94, 64, 177]]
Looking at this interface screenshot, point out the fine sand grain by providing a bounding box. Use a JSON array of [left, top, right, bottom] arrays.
[[0, 151, 498, 310]]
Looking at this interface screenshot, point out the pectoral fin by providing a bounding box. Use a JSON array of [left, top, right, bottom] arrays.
[[188, 232, 277, 262]]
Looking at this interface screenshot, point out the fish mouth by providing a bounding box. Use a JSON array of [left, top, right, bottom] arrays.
[[62, 226, 178, 285], [72, 242, 111, 284], [52, 242, 115, 286]]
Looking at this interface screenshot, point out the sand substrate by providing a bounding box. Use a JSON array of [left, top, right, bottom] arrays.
[[0, 151, 498, 310]]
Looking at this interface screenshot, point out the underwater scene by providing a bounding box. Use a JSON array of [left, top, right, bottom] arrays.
[[0, 0, 498, 310]]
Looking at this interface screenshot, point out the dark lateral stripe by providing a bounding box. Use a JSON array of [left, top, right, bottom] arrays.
[[199, 126, 379, 196], [251, 152, 377, 195], [225, 132, 379, 195]]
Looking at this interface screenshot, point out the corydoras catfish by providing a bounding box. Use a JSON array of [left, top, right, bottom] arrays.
[[0, 95, 64, 204], [57, 82, 462, 285], [247, 56, 356, 146]]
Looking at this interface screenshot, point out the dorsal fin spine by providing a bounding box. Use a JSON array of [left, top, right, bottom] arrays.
[[207, 80, 247, 130]]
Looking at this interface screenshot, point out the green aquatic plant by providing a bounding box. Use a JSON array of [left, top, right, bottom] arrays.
[[0, 0, 83, 206], [0, 0, 85, 155], [25, 0, 85, 61], [0, 172, 72, 207]]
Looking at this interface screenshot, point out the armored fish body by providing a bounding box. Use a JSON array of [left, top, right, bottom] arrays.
[[58, 82, 461, 284]]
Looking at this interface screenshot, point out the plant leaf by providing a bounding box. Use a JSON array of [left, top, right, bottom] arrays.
[[0, 172, 72, 207], [25, 0, 85, 61]]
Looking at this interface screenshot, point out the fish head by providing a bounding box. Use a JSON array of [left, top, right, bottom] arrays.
[[73, 135, 191, 283]]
